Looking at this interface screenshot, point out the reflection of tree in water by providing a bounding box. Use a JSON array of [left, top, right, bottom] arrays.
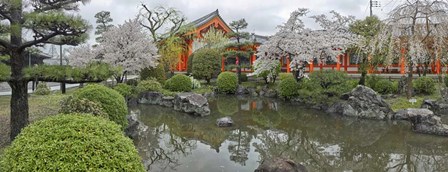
[[217, 97, 239, 116], [227, 129, 252, 166]]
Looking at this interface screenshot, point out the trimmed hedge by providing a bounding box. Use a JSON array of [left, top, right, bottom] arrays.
[[114, 83, 134, 97], [414, 76, 436, 95], [34, 82, 51, 95], [373, 79, 395, 94], [192, 48, 221, 83], [164, 74, 192, 92], [140, 64, 166, 83], [74, 84, 128, 128], [217, 72, 238, 94], [137, 78, 162, 93], [59, 96, 108, 119], [0, 114, 145, 172], [278, 77, 299, 99]]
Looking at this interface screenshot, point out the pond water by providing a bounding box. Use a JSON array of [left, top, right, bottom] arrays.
[[130, 96, 448, 172]]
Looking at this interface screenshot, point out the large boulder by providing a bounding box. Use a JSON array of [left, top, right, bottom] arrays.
[[125, 113, 150, 142], [236, 85, 249, 95], [138, 92, 163, 105], [254, 158, 307, 172], [327, 85, 393, 120], [216, 117, 233, 127], [421, 99, 448, 116], [394, 108, 448, 136], [173, 93, 210, 117]]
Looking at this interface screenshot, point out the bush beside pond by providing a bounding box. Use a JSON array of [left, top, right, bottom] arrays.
[[59, 96, 108, 118], [74, 84, 128, 128], [140, 64, 166, 84], [0, 114, 145, 172], [164, 74, 192, 92], [414, 76, 436, 95], [137, 78, 162, 93], [217, 72, 238, 94], [278, 77, 299, 99]]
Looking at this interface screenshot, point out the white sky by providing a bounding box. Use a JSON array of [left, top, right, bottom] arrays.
[[51, 0, 403, 49]]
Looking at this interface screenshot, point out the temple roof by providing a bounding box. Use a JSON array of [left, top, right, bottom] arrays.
[[188, 9, 233, 32]]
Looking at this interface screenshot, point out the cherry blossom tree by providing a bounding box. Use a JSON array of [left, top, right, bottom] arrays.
[[368, 0, 448, 98], [69, 19, 160, 83], [252, 8, 362, 80]]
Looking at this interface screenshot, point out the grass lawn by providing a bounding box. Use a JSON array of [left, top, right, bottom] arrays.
[[0, 90, 73, 151]]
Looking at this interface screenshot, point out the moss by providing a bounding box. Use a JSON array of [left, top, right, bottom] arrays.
[[0, 114, 144, 172]]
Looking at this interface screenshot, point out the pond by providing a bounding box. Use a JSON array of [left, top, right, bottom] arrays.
[[130, 96, 448, 172]]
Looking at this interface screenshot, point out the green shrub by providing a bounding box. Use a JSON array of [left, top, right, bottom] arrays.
[[140, 64, 166, 83], [241, 73, 248, 82], [192, 48, 221, 83], [278, 77, 299, 99], [256, 61, 281, 84], [366, 75, 381, 89], [114, 83, 134, 97], [279, 73, 294, 81], [137, 78, 162, 93], [0, 114, 144, 172], [414, 76, 436, 95], [34, 82, 51, 95], [59, 96, 108, 118], [187, 53, 195, 74], [217, 72, 238, 94], [190, 76, 202, 89], [74, 84, 128, 128], [125, 79, 139, 86], [164, 74, 192, 92], [309, 70, 350, 96], [373, 79, 394, 94]]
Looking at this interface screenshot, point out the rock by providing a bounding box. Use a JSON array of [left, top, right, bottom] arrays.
[[173, 93, 210, 117], [236, 85, 249, 95], [138, 92, 163, 105], [216, 117, 233, 127], [160, 96, 174, 107], [406, 109, 448, 136], [124, 113, 149, 141], [393, 108, 434, 120], [254, 158, 307, 172], [421, 99, 448, 116], [327, 85, 393, 120], [247, 87, 258, 97], [441, 87, 448, 100], [260, 86, 277, 98]]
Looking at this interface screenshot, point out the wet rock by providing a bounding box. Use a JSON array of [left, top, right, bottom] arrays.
[[160, 96, 174, 107], [247, 87, 258, 97], [394, 108, 448, 136], [236, 85, 249, 95], [138, 92, 163, 105], [216, 117, 233, 127], [255, 158, 307, 172], [327, 85, 393, 120], [394, 108, 434, 120], [173, 93, 210, 117], [260, 86, 277, 98], [421, 99, 448, 116], [124, 113, 149, 141]]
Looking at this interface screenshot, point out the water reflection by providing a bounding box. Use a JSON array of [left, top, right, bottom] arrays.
[[131, 96, 448, 172]]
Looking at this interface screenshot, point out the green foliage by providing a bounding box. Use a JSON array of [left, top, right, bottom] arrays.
[[125, 79, 139, 86], [240, 73, 248, 82], [137, 78, 163, 93], [74, 84, 128, 128], [192, 48, 221, 83], [0, 63, 9, 81], [256, 61, 281, 84], [0, 114, 144, 172], [308, 70, 351, 96], [201, 27, 229, 49], [164, 74, 192, 92], [279, 73, 294, 81], [34, 82, 51, 95], [373, 79, 395, 94], [366, 75, 381, 89], [192, 85, 214, 95], [222, 50, 252, 59], [444, 75, 448, 87], [278, 77, 299, 99], [159, 89, 177, 97], [190, 76, 202, 89], [388, 97, 424, 111], [217, 72, 238, 94], [187, 53, 195, 74], [140, 64, 166, 84], [413, 76, 436, 95], [25, 63, 117, 82], [59, 96, 108, 118], [114, 83, 134, 97]]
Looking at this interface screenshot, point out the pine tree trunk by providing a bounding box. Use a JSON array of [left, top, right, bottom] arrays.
[[8, 80, 29, 140]]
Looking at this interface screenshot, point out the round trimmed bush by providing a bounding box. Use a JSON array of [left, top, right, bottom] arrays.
[[164, 74, 192, 92], [278, 77, 299, 99], [140, 64, 166, 83], [192, 48, 221, 83], [0, 114, 145, 172], [74, 84, 128, 128], [372, 79, 394, 94], [217, 72, 238, 94], [34, 82, 51, 95], [414, 76, 436, 95], [59, 96, 108, 119], [114, 83, 134, 97], [137, 78, 162, 93]]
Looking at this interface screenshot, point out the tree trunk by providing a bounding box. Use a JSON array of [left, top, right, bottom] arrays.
[[407, 64, 413, 99], [8, 80, 29, 140], [358, 58, 368, 86]]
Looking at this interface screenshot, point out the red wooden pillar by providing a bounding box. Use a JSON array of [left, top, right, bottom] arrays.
[[177, 54, 182, 71], [309, 61, 314, 73], [344, 53, 349, 72], [336, 55, 341, 71], [221, 56, 225, 72], [286, 57, 290, 73], [437, 58, 441, 74]]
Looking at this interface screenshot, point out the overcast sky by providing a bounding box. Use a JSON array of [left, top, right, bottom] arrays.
[[76, 0, 400, 44]]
